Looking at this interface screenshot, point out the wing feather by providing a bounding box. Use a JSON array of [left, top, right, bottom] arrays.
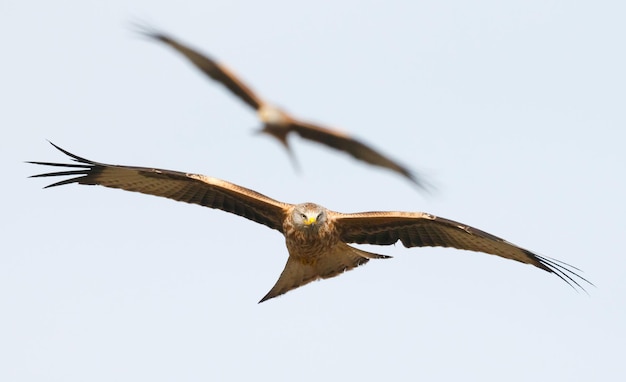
[[332, 211, 591, 291], [29, 142, 290, 232], [289, 120, 428, 190], [134, 23, 264, 111]]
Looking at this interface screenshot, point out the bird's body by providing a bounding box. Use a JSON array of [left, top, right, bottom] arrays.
[[135, 24, 427, 189], [29, 143, 590, 302]]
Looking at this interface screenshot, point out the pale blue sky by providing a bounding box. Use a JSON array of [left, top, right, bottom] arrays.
[[2, 1, 625, 381]]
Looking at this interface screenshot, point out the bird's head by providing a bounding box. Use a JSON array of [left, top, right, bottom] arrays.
[[258, 104, 290, 126], [292, 203, 327, 232]]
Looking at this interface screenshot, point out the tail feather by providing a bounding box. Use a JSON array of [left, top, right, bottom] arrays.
[[259, 244, 391, 303]]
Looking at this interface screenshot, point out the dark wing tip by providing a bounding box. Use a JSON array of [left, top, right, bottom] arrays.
[[28, 142, 95, 188], [44, 141, 94, 165], [128, 19, 169, 42], [535, 254, 594, 294]]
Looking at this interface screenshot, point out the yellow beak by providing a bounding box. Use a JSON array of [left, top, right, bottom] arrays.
[[305, 216, 317, 226]]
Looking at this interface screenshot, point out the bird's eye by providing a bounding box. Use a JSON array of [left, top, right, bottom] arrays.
[[300, 213, 307, 220], [316, 212, 323, 220]]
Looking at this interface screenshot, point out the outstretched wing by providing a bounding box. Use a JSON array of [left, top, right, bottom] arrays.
[[332, 211, 591, 291], [290, 120, 429, 190], [29, 142, 290, 232], [134, 23, 264, 111]]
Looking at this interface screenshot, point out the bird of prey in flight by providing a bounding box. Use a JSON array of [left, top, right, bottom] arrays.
[[29, 143, 590, 302], [134, 24, 429, 190]]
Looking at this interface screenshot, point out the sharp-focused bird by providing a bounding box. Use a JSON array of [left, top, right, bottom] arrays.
[[135, 24, 428, 190], [29, 143, 589, 302]]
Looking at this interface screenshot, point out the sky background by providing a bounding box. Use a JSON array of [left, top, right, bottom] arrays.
[[2, 0, 625, 381]]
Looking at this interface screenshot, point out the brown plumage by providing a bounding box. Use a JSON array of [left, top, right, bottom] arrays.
[[29, 143, 590, 302], [134, 24, 428, 190]]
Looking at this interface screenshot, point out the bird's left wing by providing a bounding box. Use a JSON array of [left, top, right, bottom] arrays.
[[289, 120, 429, 190], [332, 211, 591, 290], [29, 142, 290, 232]]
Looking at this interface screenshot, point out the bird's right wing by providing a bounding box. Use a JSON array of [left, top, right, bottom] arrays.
[[135, 24, 264, 111], [29, 142, 290, 233]]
